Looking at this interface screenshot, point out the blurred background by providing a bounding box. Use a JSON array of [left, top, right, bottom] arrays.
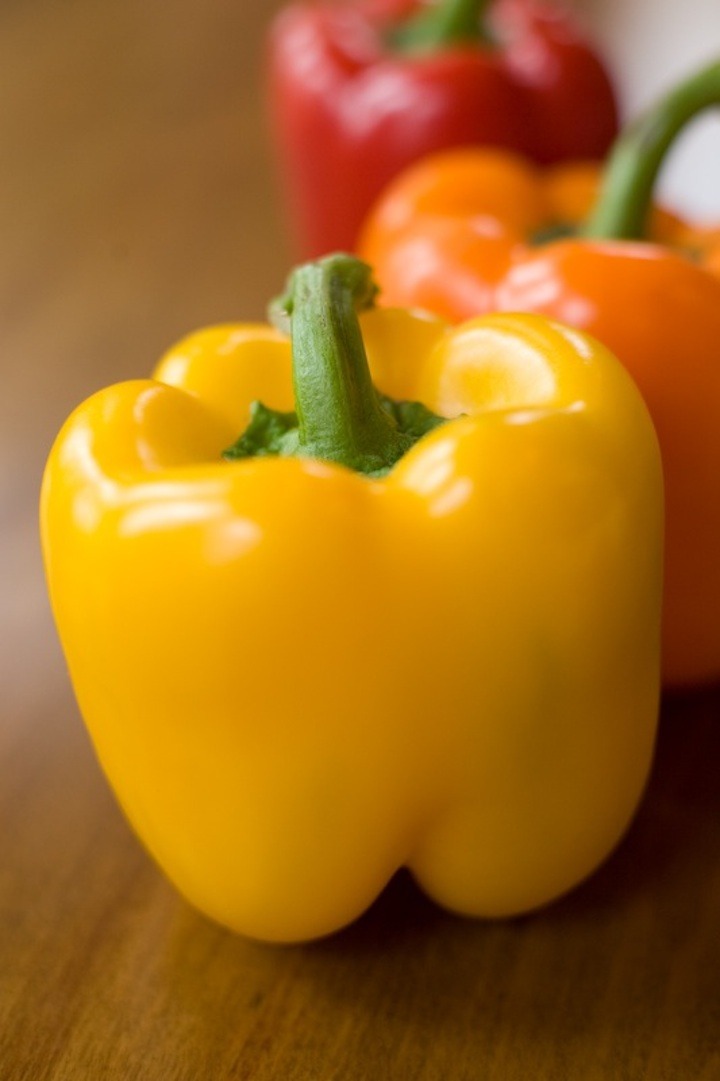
[[1, 0, 290, 717], [583, 0, 720, 218], [3, 0, 719, 720], [1, 2, 719, 1075]]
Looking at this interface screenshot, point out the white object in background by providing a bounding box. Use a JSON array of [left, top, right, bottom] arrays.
[[576, 0, 720, 222]]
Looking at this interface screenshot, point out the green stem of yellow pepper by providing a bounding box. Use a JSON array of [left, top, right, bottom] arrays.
[[584, 58, 720, 240], [224, 254, 445, 476], [276, 254, 414, 474]]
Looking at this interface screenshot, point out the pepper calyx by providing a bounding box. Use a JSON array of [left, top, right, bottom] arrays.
[[388, 0, 494, 55], [223, 396, 446, 478], [223, 253, 446, 478]]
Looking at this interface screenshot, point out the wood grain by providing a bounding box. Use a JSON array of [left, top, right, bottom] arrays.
[[1, 3, 718, 1078]]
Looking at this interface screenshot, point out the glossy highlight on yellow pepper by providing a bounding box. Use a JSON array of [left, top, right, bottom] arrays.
[[41, 256, 663, 942]]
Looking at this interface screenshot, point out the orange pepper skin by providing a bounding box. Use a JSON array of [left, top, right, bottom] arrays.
[[359, 148, 720, 687], [678, 223, 720, 279]]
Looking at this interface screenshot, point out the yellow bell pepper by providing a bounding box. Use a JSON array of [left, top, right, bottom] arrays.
[[41, 255, 663, 943]]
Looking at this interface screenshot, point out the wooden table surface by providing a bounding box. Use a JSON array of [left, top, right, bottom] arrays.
[[1, 3, 718, 1078]]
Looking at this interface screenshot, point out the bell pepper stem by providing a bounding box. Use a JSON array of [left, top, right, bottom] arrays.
[[389, 0, 493, 53], [225, 255, 446, 473], [270, 254, 414, 476], [584, 59, 720, 240]]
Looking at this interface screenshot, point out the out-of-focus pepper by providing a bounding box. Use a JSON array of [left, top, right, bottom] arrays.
[[361, 58, 720, 688], [41, 255, 662, 943], [267, 0, 618, 257]]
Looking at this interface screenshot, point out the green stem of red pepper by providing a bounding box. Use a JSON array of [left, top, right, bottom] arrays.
[[584, 59, 720, 240], [389, 0, 494, 53], [224, 255, 445, 476]]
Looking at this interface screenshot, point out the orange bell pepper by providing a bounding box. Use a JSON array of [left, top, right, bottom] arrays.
[[360, 59, 720, 689]]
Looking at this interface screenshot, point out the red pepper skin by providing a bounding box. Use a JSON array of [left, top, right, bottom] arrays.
[[267, 0, 619, 257]]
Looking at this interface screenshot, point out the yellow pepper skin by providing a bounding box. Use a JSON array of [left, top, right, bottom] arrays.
[[41, 262, 663, 943]]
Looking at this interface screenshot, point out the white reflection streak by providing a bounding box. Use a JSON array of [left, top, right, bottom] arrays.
[[119, 498, 262, 561], [205, 518, 262, 565], [554, 325, 595, 361], [499, 260, 562, 310], [402, 436, 473, 518], [504, 400, 585, 426], [499, 262, 595, 328], [120, 500, 224, 536], [428, 477, 473, 518], [405, 437, 456, 496], [61, 424, 117, 532]]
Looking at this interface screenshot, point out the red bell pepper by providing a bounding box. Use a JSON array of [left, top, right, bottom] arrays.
[[267, 0, 619, 257]]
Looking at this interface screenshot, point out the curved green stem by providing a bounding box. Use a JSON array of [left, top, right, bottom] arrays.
[[389, 0, 493, 54], [584, 59, 720, 240], [224, 255, 445, 476], [269, 255, 415, 475]]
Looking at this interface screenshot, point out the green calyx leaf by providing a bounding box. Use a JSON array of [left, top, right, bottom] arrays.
[[222, 401, 300, 461], [378, 396, 448, 443], [223, 395, 447, 478], [530, 221, 577, 247], [224, 253, 447, 478]]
